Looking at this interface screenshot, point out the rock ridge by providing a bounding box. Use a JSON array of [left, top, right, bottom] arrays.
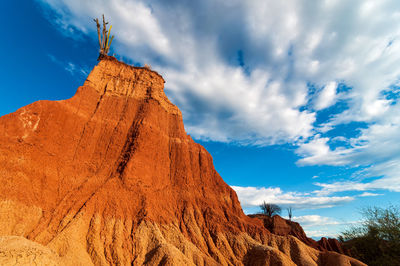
[[249, 214, 351, 256], [83, 56, 179, 115]]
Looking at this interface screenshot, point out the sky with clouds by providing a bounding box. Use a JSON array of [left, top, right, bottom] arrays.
[[1, 0, 400, 238]]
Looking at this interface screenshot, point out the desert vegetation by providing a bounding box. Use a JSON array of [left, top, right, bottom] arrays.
[[259, 201, 281, 217], [287, 207, 293, 221], [339, 205, 400, 265], [93, 15, 114, 59]]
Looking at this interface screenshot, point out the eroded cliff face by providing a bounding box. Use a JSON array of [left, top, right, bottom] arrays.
[[0, 57, 365, 265]]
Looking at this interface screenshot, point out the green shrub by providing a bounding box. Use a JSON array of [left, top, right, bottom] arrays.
[[339, 205, 400, 266]]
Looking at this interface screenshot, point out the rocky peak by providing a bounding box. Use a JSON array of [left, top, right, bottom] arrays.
[[82, 56, 179, 115]]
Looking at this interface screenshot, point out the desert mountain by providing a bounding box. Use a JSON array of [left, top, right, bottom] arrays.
[[0, 56, 365, 265]]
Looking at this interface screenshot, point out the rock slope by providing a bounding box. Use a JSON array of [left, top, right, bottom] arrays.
[[249, 214, 351, 256], [0, 56, 365, 265]]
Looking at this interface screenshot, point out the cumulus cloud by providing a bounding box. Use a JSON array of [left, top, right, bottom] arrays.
[[296, 135, 342, 165], [291, 215, 359, 238], [39, 0, 400, 192], [231, 186, 354, 209], [293, 215, 339, 227]]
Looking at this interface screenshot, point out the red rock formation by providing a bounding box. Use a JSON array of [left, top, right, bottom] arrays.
[[249, 214, 351, 256], [317, 237, 349, 255], [0, 56, 364, 265], [249, 215, 320, 249]]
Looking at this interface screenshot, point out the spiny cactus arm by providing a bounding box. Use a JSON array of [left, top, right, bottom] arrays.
[[107, 35, 114, 53], [95, 14, 113, 57], [106, 25, 112, 52]]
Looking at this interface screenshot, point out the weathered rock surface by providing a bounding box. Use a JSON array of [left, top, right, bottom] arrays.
[[0, 56, 365, 265], [249, 214, 351, 256], [317, 237, 349, 255], [0, 236, 60, 265]]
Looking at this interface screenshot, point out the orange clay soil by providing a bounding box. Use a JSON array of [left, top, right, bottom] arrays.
[[0, 56, 365, 265]]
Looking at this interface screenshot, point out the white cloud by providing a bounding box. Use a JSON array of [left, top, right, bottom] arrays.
[[313, 181, 370, 196], [358, 192, 383, 197], [299, 108, 400, 193], [314, 81, 338, 110], [291, 215, 359, 238], [304, 230, 334, 239], [231, 186, 354, 210], [296, 135, 332, 163], [313, 167, 400, 196], [164, 64, 315, 143], [293, 215, 339, 227]]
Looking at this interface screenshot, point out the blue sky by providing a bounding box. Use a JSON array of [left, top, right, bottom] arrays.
[[2, 0, 400, 238]]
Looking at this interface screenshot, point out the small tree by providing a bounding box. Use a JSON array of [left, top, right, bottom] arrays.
[[93, 14, 114, 59], [339, 205, 400, 266], [287, 207, 293, 221], [259, 201, 281, 217]]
